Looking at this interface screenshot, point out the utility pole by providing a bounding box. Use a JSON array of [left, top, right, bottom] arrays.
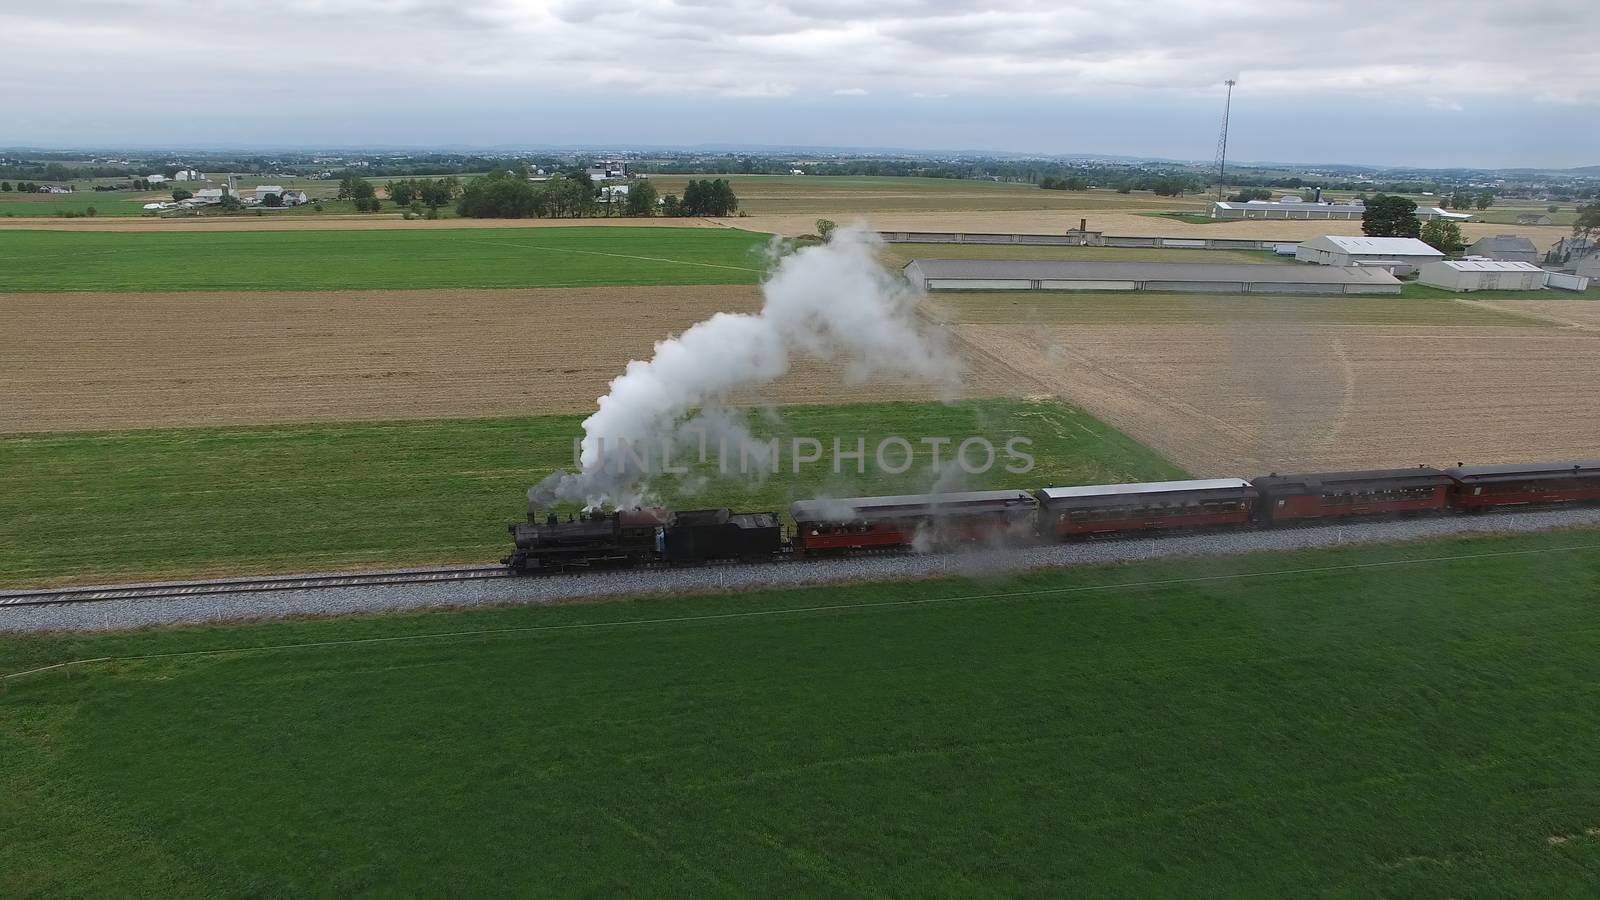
[[1214, 79, 1236, 201]]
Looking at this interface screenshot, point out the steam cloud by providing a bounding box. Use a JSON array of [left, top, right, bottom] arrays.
[[530, 226, 961, 507]]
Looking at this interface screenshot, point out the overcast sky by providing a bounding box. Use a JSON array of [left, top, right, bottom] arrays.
[[2, 0, 1596, 168]]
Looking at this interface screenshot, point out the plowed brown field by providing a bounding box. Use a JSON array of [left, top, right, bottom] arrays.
[[956, 319, 1600, 475], [1, 287, 1019, 433]]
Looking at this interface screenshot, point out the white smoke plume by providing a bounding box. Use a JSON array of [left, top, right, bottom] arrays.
[[531, 225, 961, 507]]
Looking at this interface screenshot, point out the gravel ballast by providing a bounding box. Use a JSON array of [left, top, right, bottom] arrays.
[[5, 508, 1600, 634]]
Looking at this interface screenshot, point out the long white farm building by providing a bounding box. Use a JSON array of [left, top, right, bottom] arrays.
[[902, 259, 1402, 294], [1296, 236, 1445, 267], [1210, 200, 1474, 222], [1417, 260, 1548, 292]]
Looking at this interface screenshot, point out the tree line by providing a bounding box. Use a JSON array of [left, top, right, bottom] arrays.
[[453, 172, 736, 219]]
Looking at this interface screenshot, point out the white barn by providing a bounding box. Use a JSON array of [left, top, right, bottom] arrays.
[[1417, 260, 1547, 292], [1296, 235, 1445, 267]]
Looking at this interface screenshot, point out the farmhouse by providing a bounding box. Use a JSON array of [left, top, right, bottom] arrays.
[[1296, 235, 1445, 268], [902, 259, 1402, 295], [1464, 234, 1539, 263], [1417, 260, 1547, 292], [1517, 213, 1554, 226]]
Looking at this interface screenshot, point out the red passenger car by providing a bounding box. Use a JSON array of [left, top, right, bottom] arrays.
[[1444, 461, 1600, 510], [789, 490, 1038, 553], [1035, 478, 1257, 537], [1250, 468, 1451, 523]]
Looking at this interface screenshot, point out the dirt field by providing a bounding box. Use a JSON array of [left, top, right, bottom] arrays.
[[0, 288, 1022, 433], [954, 316, 1600, 475], [1474, 298, 1600, 329]]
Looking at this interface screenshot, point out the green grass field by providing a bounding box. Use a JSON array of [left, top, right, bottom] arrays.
[[0, 400, 1183, 586], [0, 227, 773, 292], [6, 529, 1600, 895], [928, 291, 1548, 326], [0, 194, 152, 217]]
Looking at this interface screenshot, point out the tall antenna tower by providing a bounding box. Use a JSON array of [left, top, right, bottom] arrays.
[[1213, 78, 1237, 201]]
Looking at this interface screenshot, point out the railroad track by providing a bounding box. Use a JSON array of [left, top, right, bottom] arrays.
[[0, 565, 513, 609]]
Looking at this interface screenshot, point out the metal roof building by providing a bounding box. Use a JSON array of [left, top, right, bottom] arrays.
[[1210, 201, 1473, 221], [903, 259, 1403, 295], [1464, 234, 1539, 263], [1417, 259, 1548, 292], [1296, 235, 1445, 268], [1210, 200, 1366, 220]]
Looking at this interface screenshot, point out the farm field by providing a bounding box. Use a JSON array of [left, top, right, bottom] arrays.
[[0, 399, 1182, 586], [927, 290, 1546, 327], [0, 286, 1029, 432], [646, 176, 1213, 215], [878, 242, 1277, 268], [729, 209, 1570, 249], [1477, 297, 1600, 328], [7, 529, 1600, 895], [955, 304, 1600, 474], [0, 193, 151, 217], [0, 227, 771, 291]]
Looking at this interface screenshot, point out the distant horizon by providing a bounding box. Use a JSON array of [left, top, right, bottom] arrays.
[[3, 141, 1595, 177]]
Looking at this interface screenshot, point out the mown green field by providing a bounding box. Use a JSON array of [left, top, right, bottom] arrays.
[[0, 195, 152, 217], [0, 227, 772, 292], [6, 529, 1600, 895], [0, 399, 1182, 586]]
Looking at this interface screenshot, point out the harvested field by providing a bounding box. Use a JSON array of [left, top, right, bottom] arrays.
[[646, 177, 1212, 215], [1474, 298, 1600, 329], [956, 319, 1600, 475], [0, 288, 1022, 433]]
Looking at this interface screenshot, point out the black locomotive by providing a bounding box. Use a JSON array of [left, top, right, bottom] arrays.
[[505, 506, 781, 572]]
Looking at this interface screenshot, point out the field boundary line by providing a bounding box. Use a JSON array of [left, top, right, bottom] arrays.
[[6, 542, 1595, 683]]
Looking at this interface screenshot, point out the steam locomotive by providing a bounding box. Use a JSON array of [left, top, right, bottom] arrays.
[[504, 460, 1600, 573]]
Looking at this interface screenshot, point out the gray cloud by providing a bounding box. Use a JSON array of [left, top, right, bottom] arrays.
[[0, 0, 1595, 165]]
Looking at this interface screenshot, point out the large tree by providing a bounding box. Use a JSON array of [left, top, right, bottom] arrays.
[[623, 179, 658, 216], [1362, 194, 1421, 238], [456, 171, 538, 218], [387, 180, 415, 206], [336, 173, 376, 201], [1572, 201, 1600, 244], [1420, 219, 1464, 254]]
